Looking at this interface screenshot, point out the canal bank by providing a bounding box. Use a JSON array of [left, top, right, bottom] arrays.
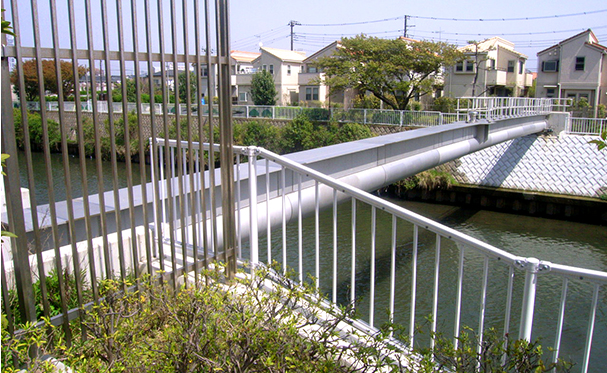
[[386, 184, 607, 225]]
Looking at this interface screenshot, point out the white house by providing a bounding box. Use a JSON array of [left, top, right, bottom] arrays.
[[535, 29, 607, 115], [232, 47, 306, 105], [444, 37, 533, 98]]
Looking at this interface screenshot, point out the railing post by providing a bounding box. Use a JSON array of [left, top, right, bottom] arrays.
[[272, 106, 275, 119], [400, 110, 404, 127], [517, 258, 550, 341], [364, 109, 367, 124], [246, 146, 260, 265]]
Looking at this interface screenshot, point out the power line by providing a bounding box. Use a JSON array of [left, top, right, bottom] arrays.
[[412, 9, 607, 22], [300, 9, 606, 27]]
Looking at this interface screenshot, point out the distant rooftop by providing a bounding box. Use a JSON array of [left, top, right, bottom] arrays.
[[259, 47, 306, 63], [231, 50, 261, 63]]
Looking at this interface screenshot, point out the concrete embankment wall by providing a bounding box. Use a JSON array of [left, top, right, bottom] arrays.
[[399, 132, 607, 223], [444, 133, 607, 198]]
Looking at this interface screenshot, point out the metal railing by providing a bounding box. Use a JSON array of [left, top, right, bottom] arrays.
[[150, 138, 607, 373], [567, 117, 606, 136], [1, 0, 235, 348], [456, 97, 561, 119]]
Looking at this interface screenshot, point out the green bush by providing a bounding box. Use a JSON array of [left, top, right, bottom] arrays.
[[102, 112, 141, 161], [395, 168, 457, 193], [234, 120, 280, 150], [13, 108, 62, 152]]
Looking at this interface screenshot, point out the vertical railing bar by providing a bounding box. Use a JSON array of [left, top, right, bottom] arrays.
[[503, 265, 515, 336], [476, 256, 490, 358], [248, 150, 259, 265], [159, 144, 166, 244], [169, 0, 189, 284], [552, 277, 568, 366], [130, 0, 153, 280], [430, 233, 441, 350], [204, 0, 219, 268], [281, 166, 287, 274], [101, 0, 128, 286], [236, 153, 242, 258], [315, 180, 320, 291], [453, 246, 465, 349], [115, 0, 140, 283], [194, 0, 209, 272], [350, 197, 356, 304], [84, 0, 112, 281], [369, 206, 376, 328], [581, 284, 600, 373], [297, 173, 303, 283], [143, 0, 164, 272], [29, 0, 71, 342], [156, 0, 178, 286], [409, 224, 418, 347], [389, 215, 397, 336], [170, 147, 177, 248], [182, 147, 190, 249], [332, 189, 338, 304], [9, 0, 51, 319], [181, 0, 199, 280], [266, 158, 271, 263]]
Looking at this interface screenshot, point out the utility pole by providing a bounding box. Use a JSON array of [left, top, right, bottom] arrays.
[[289, 20, 300, 51], [403, 15, 415, 38]]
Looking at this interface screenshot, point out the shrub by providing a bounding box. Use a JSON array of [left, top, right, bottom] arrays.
[[395, 168, 457, 193], [13, 108, 61, 152], [102, 111, 141, 161]]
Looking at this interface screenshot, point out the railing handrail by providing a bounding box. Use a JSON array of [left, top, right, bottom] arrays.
[[253, 145, 607, 283]]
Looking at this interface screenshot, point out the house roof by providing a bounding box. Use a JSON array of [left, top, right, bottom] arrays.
[[257, 47, 306, 63], [458, 37, 527, 59], [231, 50, 261, 63], [398, 36, 420, 43], [303, 41, 340, 63], [537, 29, 605, 55]]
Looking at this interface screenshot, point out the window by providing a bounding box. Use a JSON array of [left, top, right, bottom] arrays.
[[507, 60, 515, 73], [305, 87, 319, 101], [455, 61, 463, 72], [542, 60, 559, 72], [465, 60, 474, 72], [519, 60, 524, 74], [287, 65, 291, 75], [301, 65, 304, 73], [546, 88, 555, 98], [575, 56, 585, 71], [238, 92, 247, 102], [269, 64, 274, 74], [489, 59, 496, 69], [308, 66, 317, 73], [202, 67, 208, 77], [262, 64, 267, 71]]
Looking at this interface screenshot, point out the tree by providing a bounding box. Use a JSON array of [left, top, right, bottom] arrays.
[[317, 35, 462, 111], [250, 69, 277, 106], [177, 71, 198, 103], [11, 59, 88, 100]]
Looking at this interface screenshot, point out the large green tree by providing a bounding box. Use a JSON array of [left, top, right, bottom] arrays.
[[250, 69, 277, 106], [10, 59, 88, 100], [317, 35, 463, 111]]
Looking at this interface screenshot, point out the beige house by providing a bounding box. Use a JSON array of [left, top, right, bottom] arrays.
[[230, 50, 261, 104], [232, 47, 305, 105], [535, 29, 607, 115], [444, 37, 533, 98]]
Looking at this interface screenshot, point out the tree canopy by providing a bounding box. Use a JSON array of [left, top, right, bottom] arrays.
[[11, 59, 88, 101], [317, 35, 463, 111], [177, 71, 198, 103], [250, 70, 277, 106]]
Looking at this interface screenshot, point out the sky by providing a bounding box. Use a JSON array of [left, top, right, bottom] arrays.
[[4, 0, 606, 74], [229, 0, 607, 72]]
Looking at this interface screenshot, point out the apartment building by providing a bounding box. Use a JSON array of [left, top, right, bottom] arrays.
[[444, 37, 533, 98], [536, 29, 607, 115]]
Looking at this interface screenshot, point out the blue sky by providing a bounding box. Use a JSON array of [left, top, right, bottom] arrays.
[[5, 0, 606, 73], [230, 0, 607, 71]]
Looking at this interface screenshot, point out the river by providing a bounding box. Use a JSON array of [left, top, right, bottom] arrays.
[[256, 196, 607, 372]]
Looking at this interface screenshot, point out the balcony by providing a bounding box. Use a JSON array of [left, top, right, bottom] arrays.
[[486, 68, 508, 86]]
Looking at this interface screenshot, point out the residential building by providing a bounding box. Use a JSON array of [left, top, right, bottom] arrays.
[[230, 50, 261, 104], [444, 37, 533, 98], [535, 29, 607, 115], [233, 47, 305, 105], [298, 41, 355, 107]]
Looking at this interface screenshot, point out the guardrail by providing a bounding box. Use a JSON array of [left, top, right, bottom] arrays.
[[152, 138, 607, 373], [456, 97, 563, 119], [567, 117, 606, 136]]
